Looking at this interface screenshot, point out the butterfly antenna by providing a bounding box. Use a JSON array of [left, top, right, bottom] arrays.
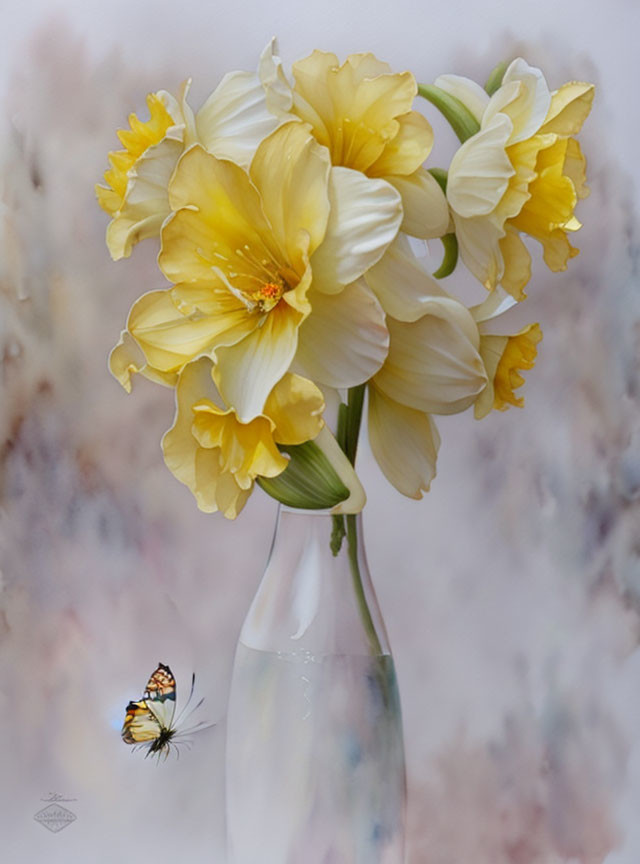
[[174, 673, 197, 726]]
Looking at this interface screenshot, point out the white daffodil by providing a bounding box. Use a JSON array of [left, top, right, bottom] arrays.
[[437, 58, 593, 299], [363, 239, 487, 498]]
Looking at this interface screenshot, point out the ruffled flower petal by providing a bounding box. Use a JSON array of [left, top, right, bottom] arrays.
[[367, 110, 434, 177], [447, 114, 515, 218], [310, 167, 402, 294], [475, 323, 542, 418], [291, 50, 417, 174], [264, 373, 325, 445], [484, 58, 551, 144], [368, 384, 440, 499], [539, 82, 595, 137]]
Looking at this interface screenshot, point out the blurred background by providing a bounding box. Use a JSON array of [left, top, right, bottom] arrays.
[[1, 1, 639, 861]]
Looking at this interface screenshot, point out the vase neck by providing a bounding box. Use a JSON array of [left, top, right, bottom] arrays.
[[238, 507, 391, 657]]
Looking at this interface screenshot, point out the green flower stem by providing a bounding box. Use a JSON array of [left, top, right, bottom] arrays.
[[433, 233, 459, 279], [346, 513, 383, 657], [340, 383, 384, 657], [417, 84, 480, 143], [485, 60, 508, 95]]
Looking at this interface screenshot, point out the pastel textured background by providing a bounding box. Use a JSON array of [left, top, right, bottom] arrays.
[[1, 1, 639, 862]]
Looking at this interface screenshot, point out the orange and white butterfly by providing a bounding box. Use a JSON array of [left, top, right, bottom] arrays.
[[122, 663, 213, 759]]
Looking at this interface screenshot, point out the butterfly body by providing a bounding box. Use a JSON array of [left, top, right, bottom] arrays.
[[121, 663, 211, 759]]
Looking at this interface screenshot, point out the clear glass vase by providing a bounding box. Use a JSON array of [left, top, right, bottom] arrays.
[[225, 506, 406, 864]]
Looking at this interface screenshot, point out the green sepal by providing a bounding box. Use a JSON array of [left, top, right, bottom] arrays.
[[257, 439, 349, 510], [417, 84, 481, 143], [485, 60, 508, 96], [428, 167, 448, 194], [433, 233, 459, 279]]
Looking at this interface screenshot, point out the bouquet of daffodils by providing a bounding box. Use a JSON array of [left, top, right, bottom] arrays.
[[97, 43, 593, 523]]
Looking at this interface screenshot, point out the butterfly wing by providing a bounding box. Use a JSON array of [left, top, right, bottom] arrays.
[[121, 700, 162, 744], [143, 663, 177, 731]]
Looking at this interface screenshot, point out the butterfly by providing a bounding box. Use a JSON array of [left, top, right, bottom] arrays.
[[121, 663, 213, 759]]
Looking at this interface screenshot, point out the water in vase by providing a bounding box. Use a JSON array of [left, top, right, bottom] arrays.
[[226, 643, 405, 864]]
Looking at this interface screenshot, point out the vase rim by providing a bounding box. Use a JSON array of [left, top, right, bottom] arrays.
[[279, 504, 362, 517]]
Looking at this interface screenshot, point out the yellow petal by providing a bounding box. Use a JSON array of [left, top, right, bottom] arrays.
[[367, 110, 434, 178], [473, 333, 508, 419], [497, 133, 555, 224], [127, 287, 253, 373], [510, 138, 577, 237], [386, 167, 450, 240], [108, 329, 177, 392], [97, 92, 176, 215], [374, 299, 487, 415], [191, 400, 287, 488], [292, 50, 417, 174], [539, 82, 595, 137], [564, 137, 589, 199], [539, 228, 579, 271], [250, 121, 331, 269], [498, 226, 531, 301], [264, 374, 325, 445], [368, 384, 440, 499], [492, 323, 542, 411], [160, 145, 282, 289]]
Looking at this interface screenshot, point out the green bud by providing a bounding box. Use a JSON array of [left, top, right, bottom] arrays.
[[257, 439, 349, 510]]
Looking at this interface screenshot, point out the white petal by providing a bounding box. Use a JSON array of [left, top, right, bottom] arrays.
[[368, 385, 440, 499], [258, 38, 294, 116], [447, 114, 514, 217], [374, 299, 487, 415], [295, 279, 389, 388], [310, 167, 402, 294], [366, 233, 449, 322], [386, 168, 450, 239], [434, 73, 490, 124], [196, 64, 285, 167], [470, 285, 518, 324], [483, 58, 551, 144], [452, 212, 504, 290], [107, 135, 184, 260]]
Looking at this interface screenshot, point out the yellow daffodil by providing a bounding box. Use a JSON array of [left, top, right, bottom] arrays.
[[437, 59, 593, 298], [289, 50, 449, 243], [96, 41, 292, 260], [470, 288, 543, 418], [111, 121, 394, 420], [163, 357, 325, 517]]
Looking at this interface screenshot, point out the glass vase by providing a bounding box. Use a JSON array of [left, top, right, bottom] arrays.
[[225, 506, 406, 864]]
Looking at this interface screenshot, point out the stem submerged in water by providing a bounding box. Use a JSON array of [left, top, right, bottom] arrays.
[[339, 384, 383, 656]]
